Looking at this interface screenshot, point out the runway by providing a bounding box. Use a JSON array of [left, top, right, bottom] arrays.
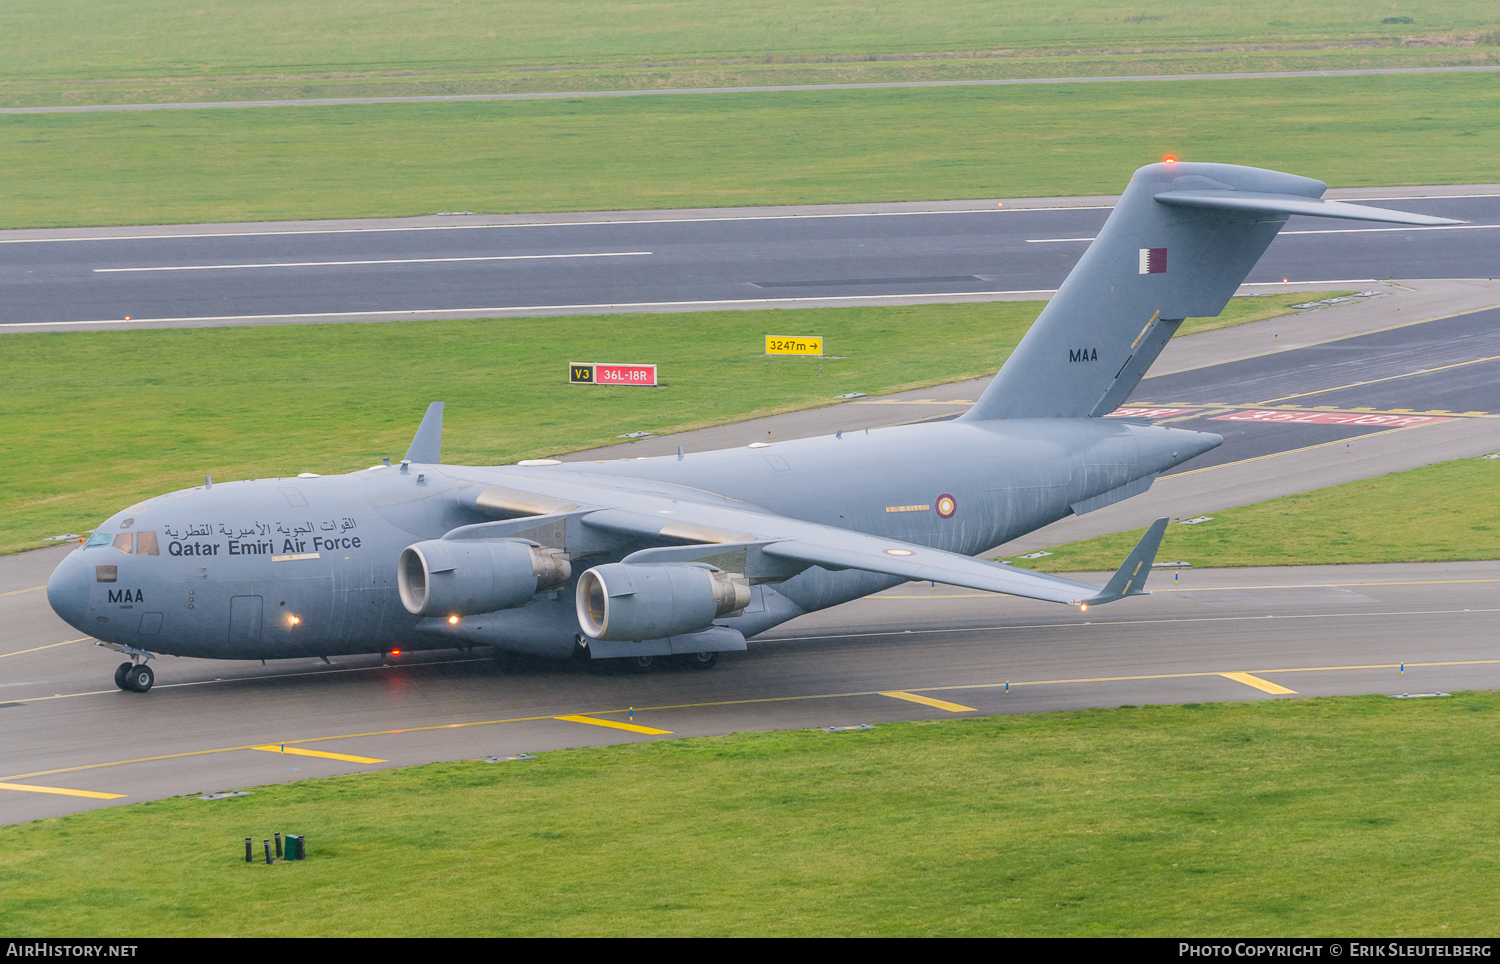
[[3, 550, 1497, 825], [2, 187, 1496, 331]]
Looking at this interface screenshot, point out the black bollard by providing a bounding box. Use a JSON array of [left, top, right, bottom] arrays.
[[274, 832, 282, 858], [245, 837, 252, 863], [264, 839, 273, 865]]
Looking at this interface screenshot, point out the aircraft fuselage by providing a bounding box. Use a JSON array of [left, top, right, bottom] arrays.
[[47, 417, 1218, 664]]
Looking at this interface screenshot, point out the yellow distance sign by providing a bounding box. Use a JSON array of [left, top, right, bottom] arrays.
[[765, 335, 824, 356]]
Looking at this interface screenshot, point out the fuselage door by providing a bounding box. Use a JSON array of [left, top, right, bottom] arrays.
[[228, 595, 264, 646]]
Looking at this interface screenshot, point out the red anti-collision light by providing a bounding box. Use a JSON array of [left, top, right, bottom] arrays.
[[1163, 156, 1177, 164]]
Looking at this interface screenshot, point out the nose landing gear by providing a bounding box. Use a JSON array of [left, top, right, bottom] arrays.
[[113, 661, 154, 693], [100, 641, 158, 693]]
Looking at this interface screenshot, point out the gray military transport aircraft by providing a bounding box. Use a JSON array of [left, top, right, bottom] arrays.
[[47, 161, 1457, 692]]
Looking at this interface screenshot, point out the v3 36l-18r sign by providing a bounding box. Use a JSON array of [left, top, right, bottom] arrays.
[[569, 363, 658, 386]]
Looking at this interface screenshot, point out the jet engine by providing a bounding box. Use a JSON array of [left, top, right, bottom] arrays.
[[575, 563, 751, 642], [398, 539, 571, 617]]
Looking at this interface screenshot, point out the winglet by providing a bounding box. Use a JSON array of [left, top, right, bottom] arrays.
[[1089, 517, 1168, 604], [404, 402, 444, 464]]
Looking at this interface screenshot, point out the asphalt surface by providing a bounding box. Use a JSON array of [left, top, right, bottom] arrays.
[[3, 551, 1496, 825], [4, 198, 1499, 825], [2, 189, 1496, 331], [6, 65, 1498, 114]]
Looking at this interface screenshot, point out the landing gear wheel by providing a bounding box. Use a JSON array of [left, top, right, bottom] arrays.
[[125, 663, 154, 693], [630, 655, 655, 671], [114, 662, 133, 690], [682, 651, 718, 670]]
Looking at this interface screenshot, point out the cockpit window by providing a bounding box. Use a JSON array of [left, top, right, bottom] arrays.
[[112, 532, 133, 554], [135, 531, 159, 556], [84, 533, 111, 548]]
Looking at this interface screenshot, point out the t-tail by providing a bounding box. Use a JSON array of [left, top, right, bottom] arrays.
[[965, 161, 1460, 421]]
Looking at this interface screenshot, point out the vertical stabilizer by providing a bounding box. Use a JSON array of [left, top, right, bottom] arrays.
[[964, 161, 1456, 421], [405, 401, 445, 463], [967, 162, 1315, 420]]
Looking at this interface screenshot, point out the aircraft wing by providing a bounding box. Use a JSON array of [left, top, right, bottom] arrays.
[[584, 506, 1169, 608]]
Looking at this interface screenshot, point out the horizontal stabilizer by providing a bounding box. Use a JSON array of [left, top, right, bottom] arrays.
[[1155, 190, 1463, 225], [965, 161, 1460, 422]]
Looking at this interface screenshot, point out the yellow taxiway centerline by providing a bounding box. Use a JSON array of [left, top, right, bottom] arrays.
[[0, 781, 124, 800], [880, 691, 977, 712], [1258, 352, 1500, 405], [554, 714, 672, 735], [8, 656, 1500, 786], [1144, 302, 1500, 379], [1219, 672, 1299, 695], [0, 637, 87, 659], [250, 744, 386, 764], [0, 585, 47, 598], [1164, 424, 1428, 479]]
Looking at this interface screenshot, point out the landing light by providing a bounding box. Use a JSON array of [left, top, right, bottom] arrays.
[[288, 615, 301, 626], [1079, 604, 1089, 613], [448, 615, 460, 625]]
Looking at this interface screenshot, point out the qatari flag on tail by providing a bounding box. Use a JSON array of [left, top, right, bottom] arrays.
[[1139, 247, 1166, 274]]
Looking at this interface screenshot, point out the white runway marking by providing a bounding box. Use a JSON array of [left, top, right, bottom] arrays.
[[0, 279, 1396, 330], [1027, 223, 1500, 244], [93, 251, 653, 273], [0, 209, 1080, 246], [4, 194, 1491, 246], [0, 289, 1061, 328]]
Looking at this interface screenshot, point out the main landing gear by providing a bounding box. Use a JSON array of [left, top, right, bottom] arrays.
[[629, 652, 719, 671], [114, 661, 154, 693]]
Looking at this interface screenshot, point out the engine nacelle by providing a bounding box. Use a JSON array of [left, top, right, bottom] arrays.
[[575, 563, 751, 642], [398, 539, 571, 617]]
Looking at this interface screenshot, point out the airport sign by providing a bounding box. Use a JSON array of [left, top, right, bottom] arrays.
[[569, 362, 658, 386], [765, 335, 823, 356]]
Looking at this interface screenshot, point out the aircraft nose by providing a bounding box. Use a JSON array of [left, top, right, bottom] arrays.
[[47, 552, 92, 632]]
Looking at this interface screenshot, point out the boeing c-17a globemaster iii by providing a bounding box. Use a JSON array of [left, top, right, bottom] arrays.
[[47, 162, 1458, 692]]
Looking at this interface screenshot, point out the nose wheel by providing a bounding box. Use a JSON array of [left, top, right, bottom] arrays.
[[114, 661, 154, 693]]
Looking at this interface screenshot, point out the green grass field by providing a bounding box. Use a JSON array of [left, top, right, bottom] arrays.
[[3, 74, 1498, 229], [0, 294, 1315, 556], [1007, 457, 1500, 572], [4, 693, 1499, 936], [3, 1, 1497, 106]]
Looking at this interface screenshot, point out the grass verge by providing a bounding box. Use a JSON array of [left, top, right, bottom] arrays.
[[2, 1, 1497, 106], [1, 302, 1034, 554], [3, 75, 1498, 228], [1006, 457, 1500, 572], [0, 294, 1310, 556], [4, 693, 1500, 935]]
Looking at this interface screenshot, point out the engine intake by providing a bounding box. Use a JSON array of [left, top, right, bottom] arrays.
[[575, 563, 751, 642], [398, 539, 571, 617]]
